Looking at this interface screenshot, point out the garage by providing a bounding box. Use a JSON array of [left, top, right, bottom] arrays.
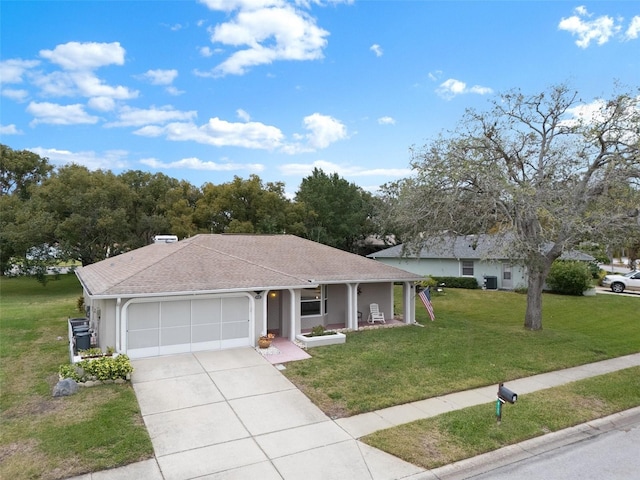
[[125, 295, 252, 359]]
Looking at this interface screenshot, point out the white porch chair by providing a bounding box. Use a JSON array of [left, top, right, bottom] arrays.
[[367, 303, 386, 324]]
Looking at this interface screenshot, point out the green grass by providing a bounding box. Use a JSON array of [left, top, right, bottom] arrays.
[[1, 277, 638, 477], [362, 366, 640, 469], [283, 288, 640, 417], [0, 275, 153, 480]]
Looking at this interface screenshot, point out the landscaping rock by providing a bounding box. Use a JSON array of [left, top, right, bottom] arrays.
[[52, 378, 79, 397]]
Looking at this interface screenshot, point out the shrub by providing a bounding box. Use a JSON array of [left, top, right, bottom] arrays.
[[431, 276, 479, 289], [513, 285, 528, 294], [418, 277, 438, 289], [546, 260, 592, 296], [77, 295, 85, 313], [587, 261, 601, 279], [59, 354, 133, 382]]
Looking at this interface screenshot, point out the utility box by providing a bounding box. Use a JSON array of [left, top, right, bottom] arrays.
[[484, 276, 498, 290]]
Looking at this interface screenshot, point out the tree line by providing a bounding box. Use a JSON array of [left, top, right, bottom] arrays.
[[1, 145, 380, 275], [2, 84, 639, 331]]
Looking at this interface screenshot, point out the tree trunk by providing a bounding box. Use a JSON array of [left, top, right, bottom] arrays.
[[524, 269, 546, 330]]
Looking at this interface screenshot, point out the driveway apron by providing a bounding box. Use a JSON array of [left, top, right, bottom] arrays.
[[131, 348, 425, 480]]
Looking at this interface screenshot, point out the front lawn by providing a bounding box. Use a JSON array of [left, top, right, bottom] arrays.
[[0, 275, 153, 480], [283, 288, 640, 418], [362, 366, 640, 469]]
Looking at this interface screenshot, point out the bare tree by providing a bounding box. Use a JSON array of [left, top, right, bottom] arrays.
[[380, 84, 640, 330]]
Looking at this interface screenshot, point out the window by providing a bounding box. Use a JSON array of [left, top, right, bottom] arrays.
[[301, 286, 325, 316], [461, 260, 474, 276]]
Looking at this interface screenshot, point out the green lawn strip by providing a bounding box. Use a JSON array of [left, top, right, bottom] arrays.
[[0, 275, 153, 480], [362, 367, 640, 470], [284, 288, 640, 417]]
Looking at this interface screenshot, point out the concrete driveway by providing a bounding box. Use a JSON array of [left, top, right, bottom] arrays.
[[131, 348, 426, 480]]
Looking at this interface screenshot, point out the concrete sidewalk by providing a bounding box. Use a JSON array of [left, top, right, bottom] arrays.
[[335, 353, 640, 438], [66, 351, 640, 480]]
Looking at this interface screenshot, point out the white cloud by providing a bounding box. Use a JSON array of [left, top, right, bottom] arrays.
[[436, 78, 493, 100], [134, 117, 285, 150], [428, 70, 443, 82], [0, 124, 23, 135], [1, 88, 30, 102], [378, 116, 396, 125], [301, 113, 347, 149], [165, 86, 185, 96], [29, 147, 129, 170], [39, 42, 126, 70], [139, 69, 179, 85], [0, 59, 40, 83], [626, 16, 640, 40], [27, 102, 99, 126], [31, 69, 137, 101], [106, 106, 198, 127], [370, 44, 383, 57], [563, 99, 606, 125], [87, 96, 116, 111], [558, 7, 621, 48], [31, 71, 76, 97], [72, 71, 138, 99], [140, 156, 264, 172], [199, 46, 214, 57], [561, 99, 640, 148], [198, 0, 284, 12], [279, 159, 410, 178], [203, 2, 329, 76], [236, 108, 251, 121]]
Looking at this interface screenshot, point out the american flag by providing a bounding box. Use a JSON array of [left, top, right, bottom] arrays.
[[418, 287, 435, 321]]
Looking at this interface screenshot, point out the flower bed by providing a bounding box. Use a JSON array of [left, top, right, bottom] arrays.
[[295, 331, 346, 348], [59, 353, 133, 384]]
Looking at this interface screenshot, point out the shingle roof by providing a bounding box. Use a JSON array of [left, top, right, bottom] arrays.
[[76, 234, 423, 297], [368, 234, 595, 262]]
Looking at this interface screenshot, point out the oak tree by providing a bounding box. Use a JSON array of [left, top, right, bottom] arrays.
[[380, 85, 640, 330]]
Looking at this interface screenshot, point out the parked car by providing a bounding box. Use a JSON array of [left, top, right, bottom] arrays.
[[601, 271, 640, 293]]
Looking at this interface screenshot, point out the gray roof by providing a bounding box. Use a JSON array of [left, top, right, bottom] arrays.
[[77, 234, 423, 297], [368, 234, 595, 262]]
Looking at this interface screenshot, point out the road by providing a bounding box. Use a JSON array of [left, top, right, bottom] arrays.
[[471, 420, 640, 480]]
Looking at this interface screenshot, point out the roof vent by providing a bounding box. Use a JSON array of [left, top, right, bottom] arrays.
[[153, 235, 178, 244]]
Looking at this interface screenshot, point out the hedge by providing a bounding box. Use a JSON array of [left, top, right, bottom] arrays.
[[430, 276, 480, 289]]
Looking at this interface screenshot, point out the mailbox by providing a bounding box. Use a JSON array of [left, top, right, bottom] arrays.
[[498, 383, 517, 404]]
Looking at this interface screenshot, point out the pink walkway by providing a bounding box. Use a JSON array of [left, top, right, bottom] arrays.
[[257, 337, 311, 364]]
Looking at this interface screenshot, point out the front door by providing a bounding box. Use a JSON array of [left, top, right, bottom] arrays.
[[266, 290, 282, 334], [502, 264, 513, 290]]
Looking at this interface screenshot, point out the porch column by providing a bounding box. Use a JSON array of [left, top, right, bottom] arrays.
[[403, 282, 415, 324], [260, 291, 268, 339], [347, 283, 359, 330], [288, 288, 296, 341]]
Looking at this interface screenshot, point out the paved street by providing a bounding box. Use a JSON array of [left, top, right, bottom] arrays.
[[470, 417, 640, 480]]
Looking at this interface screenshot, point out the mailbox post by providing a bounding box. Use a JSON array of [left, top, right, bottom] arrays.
[[496, 383, 517, 424]]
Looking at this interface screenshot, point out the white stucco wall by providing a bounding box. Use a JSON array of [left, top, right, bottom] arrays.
[[374, 258, 527, 291]]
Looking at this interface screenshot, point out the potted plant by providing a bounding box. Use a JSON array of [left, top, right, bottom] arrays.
[[258, 332, 275, 349]]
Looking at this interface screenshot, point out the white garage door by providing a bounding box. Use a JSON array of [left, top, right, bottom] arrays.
[[126, 296, 251, 358]]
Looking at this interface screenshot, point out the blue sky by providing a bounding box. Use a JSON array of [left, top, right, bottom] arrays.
[[1, 1, 639, 196]]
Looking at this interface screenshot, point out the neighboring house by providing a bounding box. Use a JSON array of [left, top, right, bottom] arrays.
[[367, 234, 595, 291], [75, 234, 423, 359]]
